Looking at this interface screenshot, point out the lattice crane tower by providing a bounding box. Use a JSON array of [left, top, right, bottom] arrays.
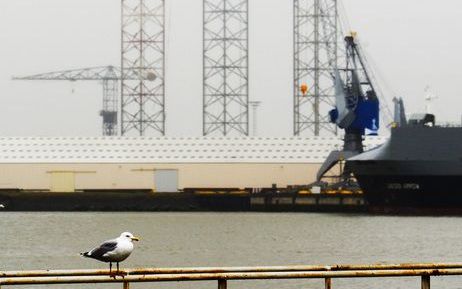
[[12, 66, 136, 136], [121, 0, 165, 136], [294, 0, 339, 136], [203, 0, 249, 136]]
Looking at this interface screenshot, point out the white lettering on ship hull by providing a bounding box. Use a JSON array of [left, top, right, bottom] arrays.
[[387, 183, 420, 190]]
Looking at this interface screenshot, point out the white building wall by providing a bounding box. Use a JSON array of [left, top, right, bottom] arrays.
[[0, 163, 323, 191], [0, 136, 386, 191]]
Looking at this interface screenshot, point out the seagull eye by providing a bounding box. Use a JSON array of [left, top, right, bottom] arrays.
[[126, 235, 130, 237]]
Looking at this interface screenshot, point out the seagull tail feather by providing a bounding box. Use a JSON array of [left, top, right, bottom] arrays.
[[80, 252, 91, 258]]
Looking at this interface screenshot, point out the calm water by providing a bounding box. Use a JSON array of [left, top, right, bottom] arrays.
[[1, 212, 462, 289]]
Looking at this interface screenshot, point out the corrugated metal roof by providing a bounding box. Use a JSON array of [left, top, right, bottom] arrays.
[[0, 136, 387, 163]]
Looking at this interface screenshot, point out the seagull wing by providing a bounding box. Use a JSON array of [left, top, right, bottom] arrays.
[[84, 240, 118, 261]]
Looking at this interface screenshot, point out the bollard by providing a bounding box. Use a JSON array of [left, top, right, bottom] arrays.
[[123, 281, 130, 289], [325, 278, 332, 289], [421, 275, 430, 289], [218, 279, 227, 289]]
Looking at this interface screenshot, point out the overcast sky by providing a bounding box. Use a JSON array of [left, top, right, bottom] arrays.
[[0, 0, 461, 137]]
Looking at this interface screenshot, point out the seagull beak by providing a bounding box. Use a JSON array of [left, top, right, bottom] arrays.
[[131, 236, 140, 241]]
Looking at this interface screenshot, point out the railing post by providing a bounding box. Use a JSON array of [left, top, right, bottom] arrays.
[[218, 279, 227, 289], [421, 275, 430, 289], [325, 278, 332, 289], [123, 281, 130, 289]]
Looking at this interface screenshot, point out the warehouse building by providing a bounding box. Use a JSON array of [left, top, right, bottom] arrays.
[[0, 136, 386, 192]]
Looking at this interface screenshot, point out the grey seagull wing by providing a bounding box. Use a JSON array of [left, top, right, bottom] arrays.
[[86, 240, 118, 261]]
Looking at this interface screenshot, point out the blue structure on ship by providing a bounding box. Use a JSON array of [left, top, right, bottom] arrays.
[[316, 35, 381, 181], [329, 93, 380, 136]]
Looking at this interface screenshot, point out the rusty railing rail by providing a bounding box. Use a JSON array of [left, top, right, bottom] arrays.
[[2, 263, 462, 289]]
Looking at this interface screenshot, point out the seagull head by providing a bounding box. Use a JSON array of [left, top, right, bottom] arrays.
[[120, 232, 140, 242]]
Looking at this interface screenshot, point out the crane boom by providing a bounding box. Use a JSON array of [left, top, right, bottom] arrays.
[[316, 34, 380, 182], [12, 65, 143, 136], [12, 65, 141, 81]]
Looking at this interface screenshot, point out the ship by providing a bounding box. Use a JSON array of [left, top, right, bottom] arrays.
[[315, 34, 462, 212], [346, 112, 462, 210]]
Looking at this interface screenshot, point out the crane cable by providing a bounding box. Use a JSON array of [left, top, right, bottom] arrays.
[[357, 43, 395, 124]]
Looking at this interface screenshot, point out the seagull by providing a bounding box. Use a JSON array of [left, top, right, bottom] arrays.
[[81, 232, 140, 275]]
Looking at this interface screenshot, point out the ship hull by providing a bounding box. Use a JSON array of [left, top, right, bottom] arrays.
[[347, 125, 462, 210], [349, 160, 462, 208]]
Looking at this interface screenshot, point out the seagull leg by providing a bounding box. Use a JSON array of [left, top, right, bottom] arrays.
[[109, 262, 117, 279], [116, 262, 127, 278]]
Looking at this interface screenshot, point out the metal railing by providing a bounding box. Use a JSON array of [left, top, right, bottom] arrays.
[[2, 263, 462, 289]]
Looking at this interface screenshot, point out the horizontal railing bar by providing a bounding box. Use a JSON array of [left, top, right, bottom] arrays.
[[2, 268, 462, 285], [3, 263, 462, 277]]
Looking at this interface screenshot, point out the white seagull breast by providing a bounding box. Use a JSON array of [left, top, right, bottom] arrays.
[[103, 238, 134, 262]]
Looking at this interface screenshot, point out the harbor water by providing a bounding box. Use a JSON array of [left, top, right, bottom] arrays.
[[1, 212, 462, 289]]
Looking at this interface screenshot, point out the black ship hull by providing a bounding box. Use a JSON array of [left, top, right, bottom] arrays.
[[347, 126, 462, 211], [352, 161, 462, 208]]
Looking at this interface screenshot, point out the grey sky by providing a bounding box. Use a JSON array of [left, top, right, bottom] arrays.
[[0, 0, 461, 136]]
